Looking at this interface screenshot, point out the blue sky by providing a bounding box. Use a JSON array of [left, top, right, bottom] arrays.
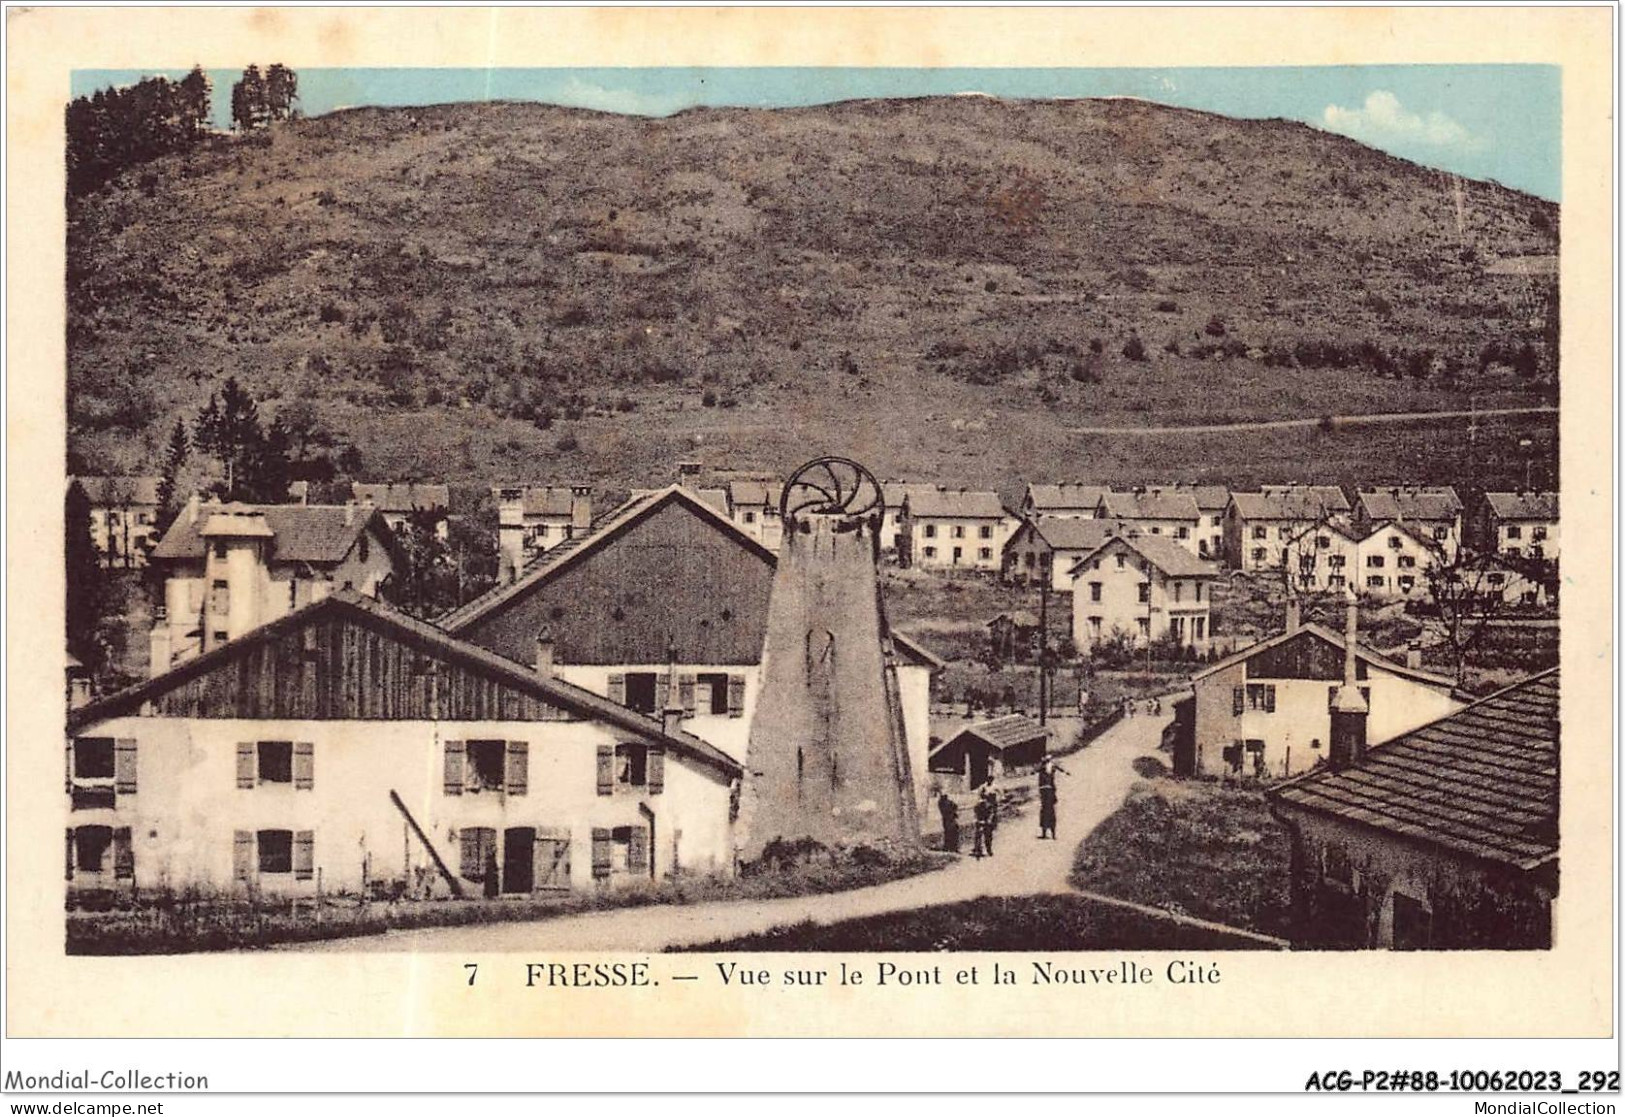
[[72, 65, 1561, 200]]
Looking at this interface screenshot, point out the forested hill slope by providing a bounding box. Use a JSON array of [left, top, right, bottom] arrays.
[[67, 95, 1558, 494]]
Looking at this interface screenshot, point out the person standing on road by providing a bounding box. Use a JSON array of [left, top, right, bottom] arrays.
[[938, 790, 961, 854], [978, 783, 999, 856], [1036, 756, 1069, 840]]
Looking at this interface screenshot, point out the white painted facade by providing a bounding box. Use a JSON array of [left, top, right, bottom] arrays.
[[1070, 543, 1215, 653]]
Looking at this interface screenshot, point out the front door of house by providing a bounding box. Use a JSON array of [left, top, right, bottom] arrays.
[[502, 827, 535, 894]]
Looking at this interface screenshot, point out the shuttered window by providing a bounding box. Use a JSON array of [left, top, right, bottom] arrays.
[[506, 741, 529, 797], [607, 673, 627, 706], [257, 830, 293, 874], [233, 830, 254, 880], [237, 742, 256, 789], [293, 742, 314, 790], [113, 739, 138, 794], [727, 674, 746, 718], [293, 831, 315, 881], [678, 673, 697, 717], [647, 747, 665, 795], [113, 827, 134, 879], [591, 828, 613, 880], [443, 741, 465, 795], [65, 829, 74, 880], [459, 827, 497, 882], [596, 745, 615, 795], [655, 672, 672, 713], [627, 826, 649, 877], [1232, 686, 1245, 716]]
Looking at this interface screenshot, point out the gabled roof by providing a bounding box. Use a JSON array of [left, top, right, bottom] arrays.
[[71, 475, 161, 506], [1027, 516, 1120, 552], [905, 488, 1006, 520], [1484, 491, 1559, 521], [1356, 486, 1463, 522], [1025, 483, 1110, 513], [1282, 518, 1362, 549], [440, 485, 775, 631], [1070, 532, 1219, 580], [1190, 621, 1455, 689], [66, 591, 741, 776], [634, 486, 727, 513], [882, 481, 943, 509], [891, 630, 948, 672], [1270, 669, 1558, 871], [1100, 489, 1200, 521], [1229, 486, 1351, 521], [352, 482, 451, 514], [727, 480, 784, 509], [150, 503, 398, 565], [937, 713, 1051, 755], [493, 484, 585, 517]]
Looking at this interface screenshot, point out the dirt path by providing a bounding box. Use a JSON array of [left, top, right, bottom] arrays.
[[285, 712, 1172, 954], [1062, 405, 1556, 437]]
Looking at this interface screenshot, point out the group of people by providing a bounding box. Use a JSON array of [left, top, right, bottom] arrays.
[[936, 755, 1071, 857], [1121, 696, 1162, 718]]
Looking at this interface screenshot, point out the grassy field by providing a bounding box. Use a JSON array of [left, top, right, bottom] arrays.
[[1071, 775, 1293, 940], [676, 893, 1273, 951], [68, 96, 1556, 497], [67, 845, 951, 955]]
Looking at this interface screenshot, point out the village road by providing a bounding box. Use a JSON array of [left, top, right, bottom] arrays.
[[284, 711, 1171, 953]]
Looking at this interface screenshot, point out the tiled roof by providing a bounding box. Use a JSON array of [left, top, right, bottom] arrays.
[[1030, 516, 1120, 552], [1356, 487, 1463, 522], [947, 713, 1051, 753], [1230, 486, 1351, 521], [150, 503, 392, 565], [1101, 489, 1201, 521], [71, 475, 161, 506], [1073, 533, 1217, 579], [882, 481, 945, 509], [905, 488, 1006, 519], [352, 482, 451, 513], [440, 485, 771, 630], [1191, 622, 1456, 689], [1026, 483, 1110, 512], [890, 631, 948, 672], [1271, 669, 1558, 871], [493, 485, 582, 517], [67, 590, 741, 776], [1484, 491, 1559, 521]]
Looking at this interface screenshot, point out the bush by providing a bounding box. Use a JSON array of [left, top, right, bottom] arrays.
[[1155, 299, 1179, 313], [556, 433, 579, 453], [702, 389, 718, 407], [318, 302, 346, 324], [1204, 315, 1227, 337], [1122, 336, 1147, 362]]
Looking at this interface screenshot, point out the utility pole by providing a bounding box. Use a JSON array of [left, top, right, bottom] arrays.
[[1037, 563, 1050, 726]]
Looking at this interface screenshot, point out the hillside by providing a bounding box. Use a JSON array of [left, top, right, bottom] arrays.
[[66, 95, 1559, 498]]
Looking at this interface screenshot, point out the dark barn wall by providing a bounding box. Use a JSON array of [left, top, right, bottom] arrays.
[[1247, 631, 1370, 682], [458, 501, 776, 666]]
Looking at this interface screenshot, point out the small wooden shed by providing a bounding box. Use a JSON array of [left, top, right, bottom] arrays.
[[930, 713, 1051, 789]]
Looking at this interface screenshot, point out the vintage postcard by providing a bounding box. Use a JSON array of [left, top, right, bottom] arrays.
[[4, 5, 1615, 1056]]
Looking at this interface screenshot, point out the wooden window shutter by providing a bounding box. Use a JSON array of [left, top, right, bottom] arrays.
[[1231, 686, 1245, 717], [591, 828, 613, 880], [443, 740, 465, 795], [293, 741, 314, 790], [607, 673, 626, 706], [114, 739, 138, 794], [628, 826, 649, 876], [647, 747, 666, 795], [678, 673, 697, 717], [113, 827, 135, 880], [727, 674, 746, 718], [1265, 685, 1277, 713], [293, 831, 315, 881], [237, 742, 256, 789], [655, 672, 672, 711], [233, 830, 254, 881], [596, 745, 614, 796], [458, 830, 479, 880], [65, 742, 73, 794], [66, 828, 75, 880], [506, 741, 529, 797]]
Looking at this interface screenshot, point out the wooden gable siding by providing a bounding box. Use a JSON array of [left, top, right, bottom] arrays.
[[1246, 632, 1369, 682], [459, 500, 775, 666], [149, 612, 571, 722]]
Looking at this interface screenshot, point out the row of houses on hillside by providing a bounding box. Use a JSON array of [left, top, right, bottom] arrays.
[[70, 485, 946, 901]]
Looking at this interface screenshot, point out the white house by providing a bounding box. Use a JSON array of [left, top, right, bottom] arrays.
[[492, 484, 593, 582], [1097, 488, 1203, 555], [1068, 533, 1220, 654], [1477, 491, 1558, 563], [898, 489, 1011, 571], [66, 592, 742, 898], [724, 479, 785, 552], [1353, 487, 1464, 563], [72, 475, 161, 569], [1354, 521, 1439, 600], [147, 500, 401, 674], [1001, 516, 1120, 589], [880, 481, 942, 557], [1019, 483, 1109, 521], [1188, 608, 1460, 779], [1223, 486, 1351, 572]]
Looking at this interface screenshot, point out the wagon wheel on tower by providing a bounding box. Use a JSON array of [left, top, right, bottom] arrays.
[[779, 456, 883, 530]]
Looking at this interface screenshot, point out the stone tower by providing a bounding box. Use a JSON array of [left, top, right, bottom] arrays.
[[739, 461, 920, 858]]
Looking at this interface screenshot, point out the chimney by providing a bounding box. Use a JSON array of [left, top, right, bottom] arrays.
[[661, 701, 684, 739], [1328, 591, 1369, 769], [186, 493, 201, 525], [1284, 594, 1301, 634], [533, 626, 555, 678], [570, 488, 592, 534]]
